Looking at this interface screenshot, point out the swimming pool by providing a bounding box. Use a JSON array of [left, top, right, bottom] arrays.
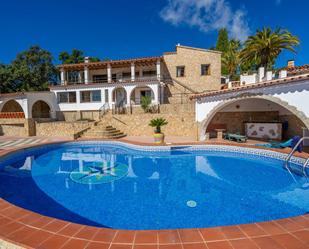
[[0, 142, 308, 230]]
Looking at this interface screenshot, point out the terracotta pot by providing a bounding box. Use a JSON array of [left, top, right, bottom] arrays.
[[153, 133, 165, 144]]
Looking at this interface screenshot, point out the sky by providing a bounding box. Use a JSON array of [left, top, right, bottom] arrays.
[[0, 0, 308, 67]]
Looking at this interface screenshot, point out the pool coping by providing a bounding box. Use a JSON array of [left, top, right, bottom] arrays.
[[0, 139, 308, 249]]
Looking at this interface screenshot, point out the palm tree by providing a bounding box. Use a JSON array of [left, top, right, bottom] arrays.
[[222, 39, 241, 79], [240, 28, 299, 69]]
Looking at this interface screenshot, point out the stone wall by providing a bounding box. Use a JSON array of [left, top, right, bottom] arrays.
[[0, 124, 26, 136], [163, 45, 222, 93], [208, 111, 279, 136], [279, 114, 306, 139], [103, 113, 197, 138], [36, 121, 91, 138]]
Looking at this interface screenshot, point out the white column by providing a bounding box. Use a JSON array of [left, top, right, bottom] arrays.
[[84, 66, 89, 84], [78, 71, 82, 83], [60, 69, 65, 85], [131, 63, 135, 82], [125, 86, 135, 107], [107, 64, 112, 83], [156, 59, 161, 80], [108, 88, 113, 106]]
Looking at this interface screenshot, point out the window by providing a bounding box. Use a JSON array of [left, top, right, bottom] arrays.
[[122, 72, 131, 79], [93, 75, 107, 83], [57, 92, 76, 103], [201, 64, 211, 76], [176, 66, 185, 77], [80, 90, 101, 103], [143, 70, 156, 77]]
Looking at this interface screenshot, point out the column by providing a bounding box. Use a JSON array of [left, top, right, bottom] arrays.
[[84, 66, 89, 84], [156, 59, 161, 80], [107, 64, 112, 83], [60, 69, 65, 85], [131, 62, 135, 82], [160, 82, 165, 104]]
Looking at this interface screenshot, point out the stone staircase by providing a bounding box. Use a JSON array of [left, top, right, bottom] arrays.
[[81, 122, 126, 139]]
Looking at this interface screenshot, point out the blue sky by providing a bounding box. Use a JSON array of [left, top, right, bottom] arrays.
[[0, 0, 308, 67]]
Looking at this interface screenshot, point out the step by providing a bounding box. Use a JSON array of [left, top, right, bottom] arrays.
[[85, 130, 122, 136]]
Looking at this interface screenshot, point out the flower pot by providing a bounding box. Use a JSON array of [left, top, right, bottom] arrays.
[[153, 133, 165, 144]]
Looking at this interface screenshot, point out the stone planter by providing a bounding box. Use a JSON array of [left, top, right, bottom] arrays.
[[153, 133, 165, 144]]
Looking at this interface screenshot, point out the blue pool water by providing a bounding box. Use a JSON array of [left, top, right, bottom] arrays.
[[0, 142, 308, 230]]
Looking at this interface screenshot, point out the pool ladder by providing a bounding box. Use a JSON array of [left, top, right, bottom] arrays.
[[284, 137, 309, 177]]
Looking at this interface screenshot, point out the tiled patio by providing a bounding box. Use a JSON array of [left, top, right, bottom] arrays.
[[0, 137, 308, 249]]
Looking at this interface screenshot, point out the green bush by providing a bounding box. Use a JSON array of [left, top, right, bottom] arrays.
[[141, 96, 152, 113], [149, 118, 168, 133]]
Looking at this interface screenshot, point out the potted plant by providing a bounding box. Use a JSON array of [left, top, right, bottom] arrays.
[[149, 118, 168, 144]]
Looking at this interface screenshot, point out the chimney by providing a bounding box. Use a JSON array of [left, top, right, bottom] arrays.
[[84, 56, 90, 63], [287, 60, 295, 68], [279, 70, 287, 79], [258, 67, 265, 82]]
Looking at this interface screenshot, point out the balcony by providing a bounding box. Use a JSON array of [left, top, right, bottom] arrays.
[[59, 76, 160, 86]]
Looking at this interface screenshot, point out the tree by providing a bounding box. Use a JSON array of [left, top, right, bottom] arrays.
[[215, 28, 230, 75], [222, 40, 241, 80], [240, 28, 300, 69], [9, 46, 57, 92], [59, 49, 101, 64], [0, 64, 12, 93]]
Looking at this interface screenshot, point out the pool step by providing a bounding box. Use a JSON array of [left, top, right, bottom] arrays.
[[81, 124, 126, 139]]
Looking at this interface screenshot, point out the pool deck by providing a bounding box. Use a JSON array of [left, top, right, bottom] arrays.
[[0, 136, 308, 249]]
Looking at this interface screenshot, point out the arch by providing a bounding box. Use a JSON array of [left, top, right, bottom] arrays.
[[0, 99, 24, 113], [130, 85, 155, 105], [112, 87, 127, 107], [31, 100, 51, 119], [199, 95, 309, 140]]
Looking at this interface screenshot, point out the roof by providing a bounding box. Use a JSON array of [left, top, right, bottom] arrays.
[[190, 73, 309, 100], [287, 64, 309, 75], [58, 56, 163, 70]]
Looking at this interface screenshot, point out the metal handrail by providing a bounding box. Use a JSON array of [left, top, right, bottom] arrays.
[[99, 103, 109, 119], [284, 137, 309, 176]]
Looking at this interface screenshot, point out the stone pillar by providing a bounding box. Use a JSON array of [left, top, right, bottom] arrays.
[[156, 59, 161, 80], [131, 63, 135, 82], [107, 64, 112, 83], [160, 83, 165, 104], [24, 118, 36, 136]]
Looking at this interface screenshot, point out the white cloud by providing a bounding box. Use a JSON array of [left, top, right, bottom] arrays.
[[160, 0, 250, 42]]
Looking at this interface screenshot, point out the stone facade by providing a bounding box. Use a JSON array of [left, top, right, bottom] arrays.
[[102, 113, 197, 138], [163, 45, 222, 93], [36, 121, 91, 138]]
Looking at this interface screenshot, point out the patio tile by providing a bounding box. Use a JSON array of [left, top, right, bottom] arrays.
[[30, 215, 54, 228], [178, 229, 204, 243], [238, 223, 267, 237], [92, 228, 116, 243], [133, 245, 158, 249], [159, 245, 182, 249], [21, 229, 53, 248], [0, 221, 23, 236], [229, 238, 259, 249], [199, 227, 225, 241], [206, 241, 233, 249], [17, 212, 42, 224], [6, 225, 37, 243], [272, 233, 307, 249], [257, 221, 286, 235], [274, 218, 304, 232], [292, 230, 309, 244], [57, 222, 83, 237], [86, 242, 110, 249], [61, 238, 90, 249], [113, 230, 135, 244], [110, 244, 132, 249], [290, 216, 309, 228], [134, 230, 158, 244], [220, 226, 246, 239], [183, 243, 208, 249], [158, 230, 181, 244], [252, 236, 285, 249], [42, 219, 69, 233], [73, 225, 99, 240], [38, 234, 70, 249]]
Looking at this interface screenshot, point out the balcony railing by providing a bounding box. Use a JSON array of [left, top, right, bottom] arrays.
[[59, 76, 160, 86]]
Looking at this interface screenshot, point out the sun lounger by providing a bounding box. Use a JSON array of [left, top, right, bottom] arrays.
[[224, 133, 247, 143], [256, 136, 302, 152]]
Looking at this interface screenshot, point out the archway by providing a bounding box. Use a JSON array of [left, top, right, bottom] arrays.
[[112, 87, 127, 107], [32, 100, 51, 119], [0, 100, 25, 118], [200, 96, 309, 141], [130, 86, 155, 105]]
